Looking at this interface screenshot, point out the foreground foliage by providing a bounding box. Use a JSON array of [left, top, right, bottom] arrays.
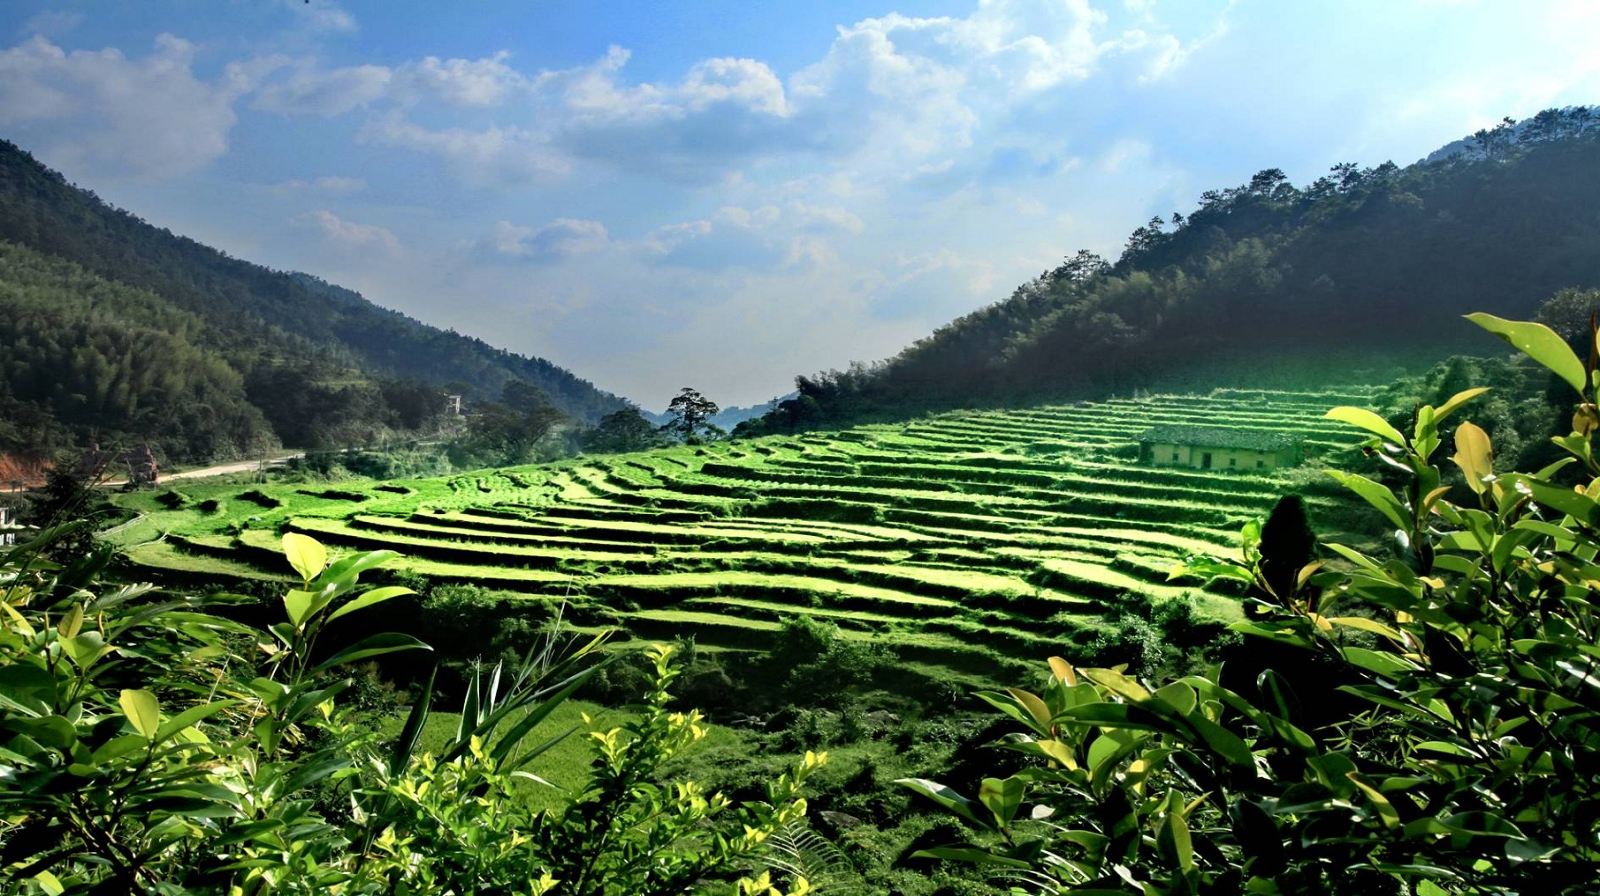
[[902, 314, 1600, 893], [0, 530, 820, 894]]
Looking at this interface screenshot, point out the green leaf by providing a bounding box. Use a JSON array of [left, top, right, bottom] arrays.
[[1153, 681, 1197, 716], [1326, 616, 1404, 643], [59, 631, 114, 670], [1160, 791, 1195, 872], [327, 585, 414, 622], [1186, 713, 1256, 767], [977, 775, 1026, 828], [1325, 470, 1411, 530], [490, 666, 603, 769], [1058, 702, 1176, 734], [155, 700, 238, 743], [119, 688, 161, 740], [56, 603, 84, 639], [282, 532, 327, 582], [1434, 387, 1490, 422], [908, 847, 1032, 869], [317, 549, 398, 584], [391, 664, 436, 773], [1452, 421, 1494, 495], [1346, 772, 1401, 828], [1465, 313, 1587, 394], [1509, 474, 1599, 524], [282, 589, 318, 627], [33, 871, 64, 896], [1325, 406, 1407, 446], [897, 778, 986, 827], [313, 633, 430, 672]]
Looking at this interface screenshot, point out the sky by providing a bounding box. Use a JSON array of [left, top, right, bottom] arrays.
[[4, 1, 1600, 410]]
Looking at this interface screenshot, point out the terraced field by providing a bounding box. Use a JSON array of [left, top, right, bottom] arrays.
[[107, 387, 1379, 683]]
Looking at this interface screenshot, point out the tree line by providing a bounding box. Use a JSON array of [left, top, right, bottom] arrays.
[[740, 106, 1600, 436]]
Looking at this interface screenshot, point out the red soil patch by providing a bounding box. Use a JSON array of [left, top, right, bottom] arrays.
[[0, 454, 49, 490]]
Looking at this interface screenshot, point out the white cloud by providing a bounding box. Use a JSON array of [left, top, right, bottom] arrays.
[[363, 114, 570, 184], [271, 175, 366, 194], [641, 201, 864, 270], [866, 249, 1002, 320], [300, 209, 400, 253], [20, 10, 85, 38], [489, 218, 609, 260], [395, 51, 526, 106], [285, 0, 357, 34], [226, 2, 1211, 189], [254, 61, 390, 116], [0, 34, 272, 179]]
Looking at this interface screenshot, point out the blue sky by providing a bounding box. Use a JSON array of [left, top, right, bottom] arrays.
[[4, 1, 1598, 409]]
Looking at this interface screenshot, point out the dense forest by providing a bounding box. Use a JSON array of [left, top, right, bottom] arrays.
[[0, 140, 628, 463], [742, 106, 1600, 435]]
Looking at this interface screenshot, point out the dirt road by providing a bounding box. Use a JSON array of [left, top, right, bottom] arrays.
[[102, 453, 304, 488]]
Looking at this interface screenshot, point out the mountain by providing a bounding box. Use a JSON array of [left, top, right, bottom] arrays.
[[0, 140, 628, 462], [742, 106, 1600, 435]]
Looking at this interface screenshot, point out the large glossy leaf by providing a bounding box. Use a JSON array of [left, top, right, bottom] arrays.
[[317, 549, 398, 585], [1451, 422, 1494, 496], [282, 589, 318, 627], [1465, 313, 1587, 394], [1325, 406, 1407, 446], [119, 689, 161, 740], [282, 532, 327, 583], [1325, 470, 1410, 530], [978, 776, 1026, 828], [327, 585, 414, 623], [1433, 387, 1490, 423], [897, 778, 986, 827]]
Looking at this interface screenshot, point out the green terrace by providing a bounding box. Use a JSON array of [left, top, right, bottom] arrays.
[[107, 385, 1377, 686]]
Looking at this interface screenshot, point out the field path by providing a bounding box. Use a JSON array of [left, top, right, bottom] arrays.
[[103, 452, 304, 488]]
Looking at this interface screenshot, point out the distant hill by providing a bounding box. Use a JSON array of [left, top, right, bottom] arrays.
[[0, 140, 627, 462], [743, 106, 1600, 435]]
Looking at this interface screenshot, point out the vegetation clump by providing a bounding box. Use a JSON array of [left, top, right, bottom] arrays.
[[899, 314, 1600, 893], [0, 529, 823, 894]]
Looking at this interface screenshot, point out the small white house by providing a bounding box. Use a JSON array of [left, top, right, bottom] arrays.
[[1137, 425, 1303, 471], [0, 507, 27, 547]]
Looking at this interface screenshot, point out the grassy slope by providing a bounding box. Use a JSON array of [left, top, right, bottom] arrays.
[[106, 386, 1376, 684]]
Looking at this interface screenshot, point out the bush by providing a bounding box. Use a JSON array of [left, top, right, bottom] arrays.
[[897, 314, 1600, 894], [0, 528, 824, 894]]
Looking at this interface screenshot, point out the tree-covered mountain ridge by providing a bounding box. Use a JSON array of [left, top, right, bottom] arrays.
[[743, 105, 1600, 435], [0, 139, 628, 462]]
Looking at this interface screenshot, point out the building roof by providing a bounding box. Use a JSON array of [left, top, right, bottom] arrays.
[[1137, 424, 1301, 452]]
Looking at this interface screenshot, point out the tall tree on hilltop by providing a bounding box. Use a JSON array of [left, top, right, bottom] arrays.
[[662, 388, 721, 443]]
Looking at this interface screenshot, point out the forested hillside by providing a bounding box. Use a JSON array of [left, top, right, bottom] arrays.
[[0, 141, 627, 461], [745, 106, 1600, 433]]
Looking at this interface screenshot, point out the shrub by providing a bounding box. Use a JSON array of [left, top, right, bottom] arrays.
[[896, 314, 1600, 894], [0, 528, 823, 894]]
